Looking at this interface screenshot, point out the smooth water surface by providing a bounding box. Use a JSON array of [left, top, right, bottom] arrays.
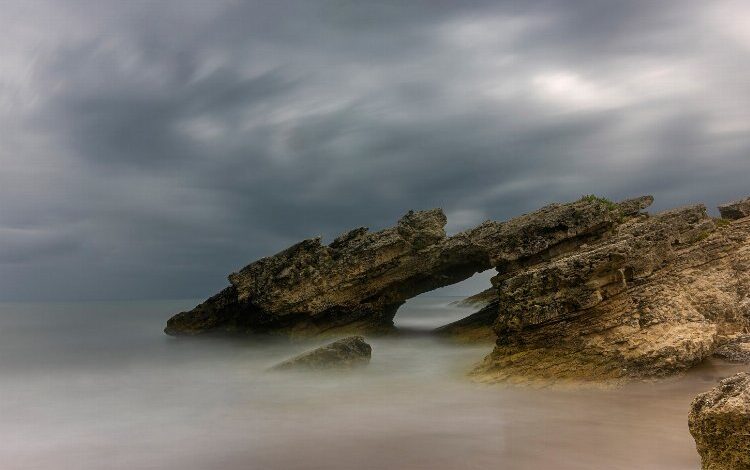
[[0, 298, 746, 469]]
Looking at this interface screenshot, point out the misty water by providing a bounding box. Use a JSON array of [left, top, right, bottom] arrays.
[[1, 297, 747, 470]]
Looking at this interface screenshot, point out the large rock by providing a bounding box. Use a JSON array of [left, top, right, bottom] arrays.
[[689, 372, 750, 470], [166, 195, 652, 336], [472, 203, 750, 385], [718, 197, 750, 220], [270, 336, 372, 371]]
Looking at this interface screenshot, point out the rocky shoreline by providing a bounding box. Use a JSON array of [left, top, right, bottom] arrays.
[[166, 194, 750, 384], [166, 193, 750, 468]]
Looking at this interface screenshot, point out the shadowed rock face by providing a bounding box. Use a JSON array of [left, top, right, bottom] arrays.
[[165, 195, 652, 337], [689, 373, 750, 470], [472, 203, 750, 385], [434, 299, 499, 343], [713, 335, 750, 363], [270, 336, 372, 371], [718, 197, 750, 220]]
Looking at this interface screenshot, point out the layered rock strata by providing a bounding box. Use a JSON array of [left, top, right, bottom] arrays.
[[689, 372, 750, 470], [166, 196, 652, 336], [472, 204, 750, 385]]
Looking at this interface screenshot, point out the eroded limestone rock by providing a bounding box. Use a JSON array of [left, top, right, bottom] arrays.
[[689, 372, 750, 470], [472, 204, 750, 385], [166, 196, 652, 337], [269, 336, 372, 371]]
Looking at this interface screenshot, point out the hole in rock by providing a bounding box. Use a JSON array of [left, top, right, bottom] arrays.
[[393, 269, 495, 331]]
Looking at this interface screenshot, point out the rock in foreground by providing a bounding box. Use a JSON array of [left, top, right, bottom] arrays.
[[270, 336, 372, 371], [689, 372, 750, 470]]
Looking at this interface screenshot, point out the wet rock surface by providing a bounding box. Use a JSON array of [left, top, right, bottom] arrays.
[[689, 372, 750, 470], [270, 336, 372, 371], [166, 196, 651, 337]]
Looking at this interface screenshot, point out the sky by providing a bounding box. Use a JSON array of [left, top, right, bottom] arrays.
[[1, 0, 749, 301]]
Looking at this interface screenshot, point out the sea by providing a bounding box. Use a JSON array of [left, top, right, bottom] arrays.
[[0, 296, 746, 469]]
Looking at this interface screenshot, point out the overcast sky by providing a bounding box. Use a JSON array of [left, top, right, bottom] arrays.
[[1, 0, 749, 301]]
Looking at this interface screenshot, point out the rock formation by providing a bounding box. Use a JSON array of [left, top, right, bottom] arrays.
[[718, 196, 750, 220], [472, 203, 750, 385], [167, 190, 750, 384], [434, 299, 499, 342], [269, 336, 372, 371], [166, 195, 652, 337], [689, 372, 750, 470], [449, 288, 496, 308], [713, 335, 750, 363]]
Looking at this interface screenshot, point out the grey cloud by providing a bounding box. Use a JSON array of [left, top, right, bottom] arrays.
[[0, 228, 80, 264], [1, 0, 749, 300]]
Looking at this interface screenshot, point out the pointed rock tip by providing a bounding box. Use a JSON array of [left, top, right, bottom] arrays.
[[616, 195, 654, 215]]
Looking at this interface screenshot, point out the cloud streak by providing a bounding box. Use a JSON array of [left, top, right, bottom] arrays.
[[1, 0, 749, 300]]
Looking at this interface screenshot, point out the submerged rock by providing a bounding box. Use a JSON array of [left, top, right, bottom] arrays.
[[718, 197, 750, 221], [270, 336, 372, 371], [689, 372, 750, 470], [166, 195, 652, 337], [473, 202, 750, 385]]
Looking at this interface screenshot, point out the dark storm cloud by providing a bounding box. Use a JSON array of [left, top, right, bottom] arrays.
[[1, 0, 749, 300]]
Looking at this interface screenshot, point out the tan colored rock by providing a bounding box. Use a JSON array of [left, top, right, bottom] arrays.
[[689, 372, 750, 470], [473, 205, 750, 385], [166, 196, 652, 337]]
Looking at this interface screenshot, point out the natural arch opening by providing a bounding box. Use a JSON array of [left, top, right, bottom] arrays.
[[394, 269, 495, 331]]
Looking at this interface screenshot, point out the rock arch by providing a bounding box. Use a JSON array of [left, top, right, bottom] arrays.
[[164, 195, 653, 337]]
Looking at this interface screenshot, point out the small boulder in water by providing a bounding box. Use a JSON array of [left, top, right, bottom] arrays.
[[270, 336, 372, 371], [689, 372, 750, 470]]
